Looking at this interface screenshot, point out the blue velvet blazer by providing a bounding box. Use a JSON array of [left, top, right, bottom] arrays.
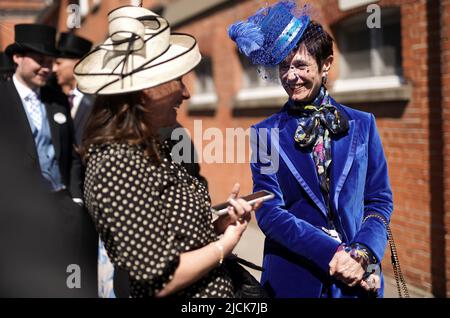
[[250, 97, 393, 298]]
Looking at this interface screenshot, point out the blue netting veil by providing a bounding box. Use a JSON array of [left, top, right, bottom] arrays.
[[229, 1, 328, 83], [228, 1, 310, 66]]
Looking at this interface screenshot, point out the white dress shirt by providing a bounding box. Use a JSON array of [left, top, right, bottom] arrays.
[[69, 88, 85, 119], [13, 75, 40, 111]]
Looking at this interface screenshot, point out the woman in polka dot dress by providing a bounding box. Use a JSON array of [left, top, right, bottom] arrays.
[[75, 6, 262, 298]]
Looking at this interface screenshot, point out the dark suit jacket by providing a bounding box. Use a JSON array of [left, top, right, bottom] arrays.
[[73, 94, 94, 146], [0, 80, 97, 297], [0, 80, 83, 198]]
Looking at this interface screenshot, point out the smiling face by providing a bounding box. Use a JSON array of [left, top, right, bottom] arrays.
[[53, 57, 78, 94], [279, 44, 333, 102], [13, 52, 54, 90], [141, 78, 191, 129]]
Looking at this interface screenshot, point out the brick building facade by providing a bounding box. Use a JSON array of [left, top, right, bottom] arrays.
[[1, 0, 448, 297]]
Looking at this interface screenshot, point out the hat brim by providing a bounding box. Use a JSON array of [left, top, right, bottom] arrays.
[[74, 33, 201, 95], [56, 49, 87, 60], [5, 42, 59, 57]]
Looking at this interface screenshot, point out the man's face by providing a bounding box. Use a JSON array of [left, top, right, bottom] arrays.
[[279, 44, 332, 102], [53, 57, 78, 94], [13, 52, 54, 89]]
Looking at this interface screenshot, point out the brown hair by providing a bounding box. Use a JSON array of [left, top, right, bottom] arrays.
[[296, 20, 334, 70], [78, 91, 161, 163]]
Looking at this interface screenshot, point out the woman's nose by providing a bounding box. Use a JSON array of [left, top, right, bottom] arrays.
[[286, 69, 298, 83], [181, 83, 190, 99]]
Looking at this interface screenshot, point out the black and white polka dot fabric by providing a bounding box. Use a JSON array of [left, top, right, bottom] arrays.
[[84, 141, 234, 298]]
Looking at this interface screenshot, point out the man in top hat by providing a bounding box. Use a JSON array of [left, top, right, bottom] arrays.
[[53, 32, 124, 298], [0, 24, 98, 297], [53, 32, 94, 145], [0, 51, 15, 81]]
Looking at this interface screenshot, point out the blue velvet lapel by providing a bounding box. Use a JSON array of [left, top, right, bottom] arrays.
[[329, 98, 358, 213], [275, 98, 358, 218], [277, 109, 328, 217]]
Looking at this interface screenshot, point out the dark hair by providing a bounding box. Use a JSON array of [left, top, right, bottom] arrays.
[[295, 20, 334, 70], [78, 92, 161, 163]]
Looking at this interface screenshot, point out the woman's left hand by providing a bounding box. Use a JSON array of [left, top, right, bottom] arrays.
[[360, 273, 381, 292]]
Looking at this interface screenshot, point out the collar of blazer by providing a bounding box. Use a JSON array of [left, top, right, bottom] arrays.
[[73, 94, 94, 127], [275, 97, 358, 218]]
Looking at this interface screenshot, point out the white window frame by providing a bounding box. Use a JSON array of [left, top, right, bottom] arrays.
[[189, 56, 218, 110], [338, 0, 379, 11], [234, 54, 287, 108], [333, 75, 405, 93], [236, 86, 287, 104], [79, 0, 89, 17], [334, 7, 404, 93]]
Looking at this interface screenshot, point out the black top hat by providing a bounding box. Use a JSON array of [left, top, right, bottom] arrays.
[[57, 32, 93, 59], [0, 51, 15, 73], [5, 24, 58, 57]]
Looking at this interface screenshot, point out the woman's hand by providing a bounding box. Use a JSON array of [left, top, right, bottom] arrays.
[[360, 273, 381, 292], [213, 183, 263, 235], [329, 247, 365, 287], [219, 217, 248, 256]]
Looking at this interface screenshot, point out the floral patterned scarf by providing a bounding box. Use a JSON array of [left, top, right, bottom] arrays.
[[289, 86, 349, 198]]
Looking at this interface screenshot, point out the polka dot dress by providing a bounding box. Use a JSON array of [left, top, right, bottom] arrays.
[[84, 141, 234, 298]]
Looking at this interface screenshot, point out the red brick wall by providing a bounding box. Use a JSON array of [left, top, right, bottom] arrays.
[[0, 0, 48, 50], [0, 0, 47, 11], [441, 0, 450, 298]]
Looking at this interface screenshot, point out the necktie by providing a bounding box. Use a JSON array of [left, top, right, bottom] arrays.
[[25, 91, 43, 130], [68, 91, 75, 110]]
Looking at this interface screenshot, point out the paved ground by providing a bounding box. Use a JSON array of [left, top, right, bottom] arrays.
[[234, 222, 430, 298]]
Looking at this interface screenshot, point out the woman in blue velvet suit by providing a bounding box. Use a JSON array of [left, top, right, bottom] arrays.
[[229, 1, 393, 298]]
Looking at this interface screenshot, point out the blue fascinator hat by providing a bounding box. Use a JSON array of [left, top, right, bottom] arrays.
[[228, 1, 310, 66]]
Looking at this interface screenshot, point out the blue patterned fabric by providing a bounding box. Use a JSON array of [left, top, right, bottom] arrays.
[[24, 92, 42, 130], [22, 93, 64, 191], [250, 96, 393, 298], [98, 239, 116, 298], [289, 88, 349, 203], [228, 1, 310, 66]]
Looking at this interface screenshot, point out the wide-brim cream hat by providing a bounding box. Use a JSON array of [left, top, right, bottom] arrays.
[[74, 6, 201, 95]]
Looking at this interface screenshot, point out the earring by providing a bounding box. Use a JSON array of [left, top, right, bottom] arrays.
[[322, 74, 328, 85]]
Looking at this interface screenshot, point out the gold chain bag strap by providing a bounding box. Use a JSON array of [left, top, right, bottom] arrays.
[[363, 214, 409, 298]]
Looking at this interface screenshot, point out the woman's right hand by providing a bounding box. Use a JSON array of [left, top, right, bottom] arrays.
[[217, 183, 262, 255], [219, 217, 249, 256], [213, 183, 262, 235], [329, 247, 365, 287]]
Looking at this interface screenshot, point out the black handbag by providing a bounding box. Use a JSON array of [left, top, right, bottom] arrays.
[[224, 254, 269, 298]]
